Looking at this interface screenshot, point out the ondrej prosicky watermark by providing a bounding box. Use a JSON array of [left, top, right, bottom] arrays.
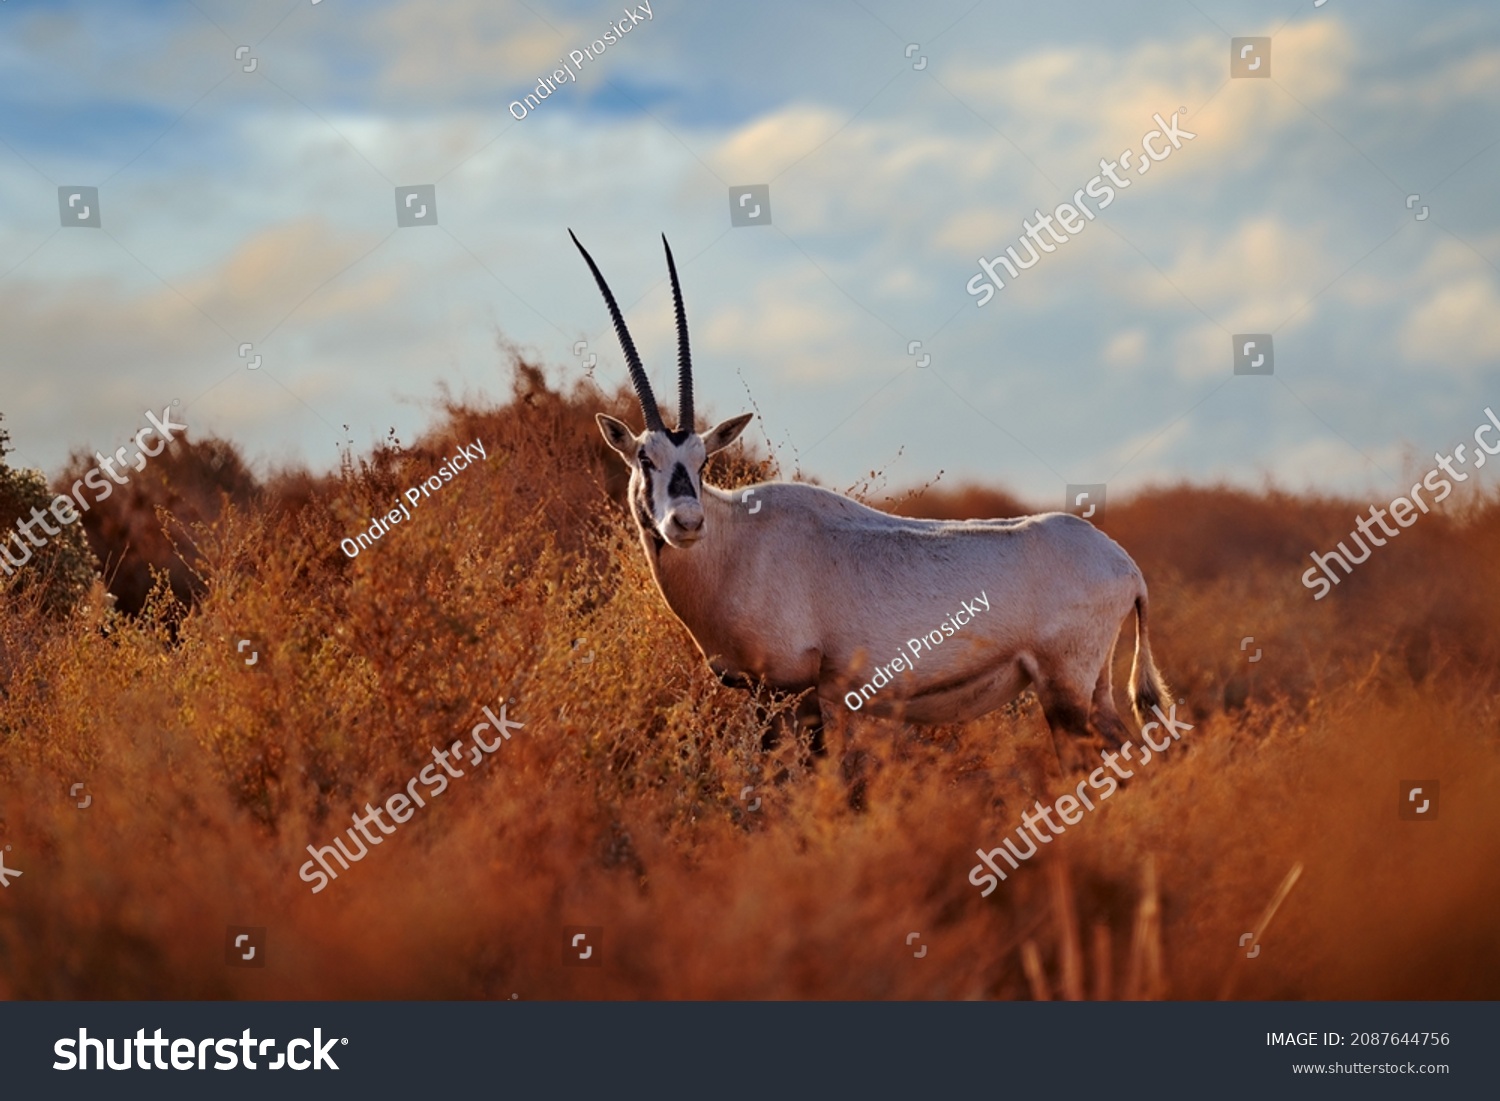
[[843, 592, 990, 711], [339, 440, 486, 560], [508, 3, 653, 121]]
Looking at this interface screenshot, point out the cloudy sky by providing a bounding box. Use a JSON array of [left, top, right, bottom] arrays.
[[2, 0, 1497, 506]]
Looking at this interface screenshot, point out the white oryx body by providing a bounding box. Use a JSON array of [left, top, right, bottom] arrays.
[[642, 482, 1148, 727], [571, 231, 1168, 756]]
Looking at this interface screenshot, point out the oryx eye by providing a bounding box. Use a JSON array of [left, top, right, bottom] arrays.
[[637, 452, 653, 471]]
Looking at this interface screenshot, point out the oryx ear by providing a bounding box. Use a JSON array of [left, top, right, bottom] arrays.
[[702, 413, 753, 456], [596, 413, 637, 460]]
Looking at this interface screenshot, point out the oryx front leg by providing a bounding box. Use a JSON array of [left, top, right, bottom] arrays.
[[737, 678, 823, 758]]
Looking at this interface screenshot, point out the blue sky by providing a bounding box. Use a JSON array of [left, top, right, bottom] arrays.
[[2, 0, 1498, 506]]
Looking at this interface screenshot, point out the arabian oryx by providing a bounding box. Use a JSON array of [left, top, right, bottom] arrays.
[[573, 231, 1171, 767]]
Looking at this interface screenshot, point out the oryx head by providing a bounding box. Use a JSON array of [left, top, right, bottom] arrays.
[[573, 231, 753, 549]]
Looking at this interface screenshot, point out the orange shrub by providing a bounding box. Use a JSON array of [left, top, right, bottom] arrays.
[[1, 355, 1496, 1000]]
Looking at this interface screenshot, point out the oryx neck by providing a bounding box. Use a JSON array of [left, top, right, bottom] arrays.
[[649, 487, 732, 617]]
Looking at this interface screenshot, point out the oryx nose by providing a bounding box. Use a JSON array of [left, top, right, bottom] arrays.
[[675, 512, 703, 532]]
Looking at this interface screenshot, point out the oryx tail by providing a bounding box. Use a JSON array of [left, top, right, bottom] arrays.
[[1128, 591, 1170, 724]]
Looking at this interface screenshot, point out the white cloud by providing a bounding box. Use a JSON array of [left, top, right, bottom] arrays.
[[1172, 322, 1228, 383], [372, 2, 581, 97], [698, 266, 864, 384], [1399, 270, 1500, 369], [1118, 216, 1334, 336], [1104, 327, 1148, 370], [944, 22, 1355, 182], [1253, 436, 1406, 494]]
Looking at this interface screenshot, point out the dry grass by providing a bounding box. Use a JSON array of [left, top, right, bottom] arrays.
[[2, 357, 1498, 1000]]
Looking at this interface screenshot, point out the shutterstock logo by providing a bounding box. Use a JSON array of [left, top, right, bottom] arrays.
[[1399, 780, 1439, 821], [1234, 334, 1274, 375], [54, 1028, 343, 1071], [1065, 484, 1106, 521], [564, 925, 604, 967], [1231, 38, 1271, 79]]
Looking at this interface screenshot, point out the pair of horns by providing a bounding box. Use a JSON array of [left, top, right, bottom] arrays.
[[570, 230, 693, 434]]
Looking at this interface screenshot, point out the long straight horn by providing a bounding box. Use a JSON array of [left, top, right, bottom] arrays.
[[662, 235, 693, 433], [569, 229, 665, 432]]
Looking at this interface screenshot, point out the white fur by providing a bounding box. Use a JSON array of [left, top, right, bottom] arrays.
[[597, 415, 1168, 746]]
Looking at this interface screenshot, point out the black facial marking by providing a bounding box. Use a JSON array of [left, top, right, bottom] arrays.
[[633, 480, 664, 552], [667, 462, 697, 500]]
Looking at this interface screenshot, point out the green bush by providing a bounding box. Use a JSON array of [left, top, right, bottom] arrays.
[[0, 413, 100, 615]]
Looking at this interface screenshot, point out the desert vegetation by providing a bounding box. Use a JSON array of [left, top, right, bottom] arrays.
[[1, 359, 1497, 999]]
